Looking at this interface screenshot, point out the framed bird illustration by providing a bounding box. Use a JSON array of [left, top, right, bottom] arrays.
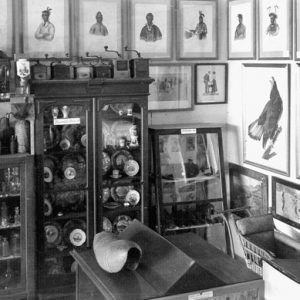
[[242, 63, 290, 176]]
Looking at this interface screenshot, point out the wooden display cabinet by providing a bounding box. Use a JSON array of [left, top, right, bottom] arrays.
[[149, 125, 227, 235], [32, 78, 153, 294], [0, 154, 35, 300]]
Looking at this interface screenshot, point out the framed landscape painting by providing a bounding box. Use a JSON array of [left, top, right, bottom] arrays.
[[148, 64, 193, 111], [195, 63, 227, 104], [258, 0, 292, 59], [130, 0, 172, 59], [78, 0, 122, 57], [0, 0, 13, 55], [228, 0, 255, 59], [177, 0, 218, 59], [23, 0, 70, 58], [272, 177, 300, 230], [242, 64, 290, 175], [229, 163, 268, 217]]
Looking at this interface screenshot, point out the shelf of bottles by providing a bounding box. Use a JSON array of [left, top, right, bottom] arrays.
[[41, 104, 88, 279], [0, 166, 21, 291], [99, 102, 143, 234]]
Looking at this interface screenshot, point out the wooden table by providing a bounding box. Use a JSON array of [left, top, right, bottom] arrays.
[[71, 231, 263, 300]]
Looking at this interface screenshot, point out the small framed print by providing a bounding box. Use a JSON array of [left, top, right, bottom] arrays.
[[130, 0, 172, 59], [0, 0, 13, 55], [148, 64, 194, 111], [272, 177, 300, 230], [228, 0, 256, 59], [77, 0, 122, 57], [23, 0, 70, 58], [195, 63, 227, 104], [242, 64, 290, 176], [177, 0, 218, 59], [229, 163, 269, 217], [258, 0, 292, 59]]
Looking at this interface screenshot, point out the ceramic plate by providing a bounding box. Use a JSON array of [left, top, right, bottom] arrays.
[[113, 215, 132, 233], [124, 160, 139, 177], [125, 190, 140, 206], [111, 150, 133, 171], [103, 217, 113, 232], [44, 125, 60, 150], [102, 152, 111, 174]]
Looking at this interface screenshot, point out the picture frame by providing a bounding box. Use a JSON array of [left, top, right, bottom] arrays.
[[242, 64, 290, 176], [129, 0, 172, 59], [258, 0, 292, 59], [148, 64, 194, 112], [0, 0, 13, 56], [272, 176, 300, 230], [297, 64, 300, 178], [177, 0, 218, 60], [195, 63, 228, 104], [228, 0, 256, 60], [23, 0, 70, 58], [229, 162, 269, 217], [77, 0, 123, 57]]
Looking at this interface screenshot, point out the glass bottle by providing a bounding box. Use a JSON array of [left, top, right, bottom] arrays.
[[0, 114, 14, 154], [10, 233, 20, 256], [0, 202, 8, 227], [14, 207, 20, 226], [2, 237, 10, 257]]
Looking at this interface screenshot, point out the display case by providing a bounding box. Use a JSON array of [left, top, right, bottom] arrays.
[[149, 125, 227, 235], [0, 154, 35, 300], [96, 96, 148, 235], [32, 78, 152, 293]]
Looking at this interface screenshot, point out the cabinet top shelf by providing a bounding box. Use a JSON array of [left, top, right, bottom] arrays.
[[162, 174, 219, 183]]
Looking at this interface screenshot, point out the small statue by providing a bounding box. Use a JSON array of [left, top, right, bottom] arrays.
[[129, 125, 139, 148]]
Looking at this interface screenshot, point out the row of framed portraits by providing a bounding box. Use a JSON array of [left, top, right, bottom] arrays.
[[228, 0, 297, 60], [148, 63, 228, 111], [0, 0, 219, 60], [229, 163, 300, 231]]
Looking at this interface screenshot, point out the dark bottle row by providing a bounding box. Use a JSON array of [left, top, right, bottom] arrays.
[[0, 114, 30, 155]]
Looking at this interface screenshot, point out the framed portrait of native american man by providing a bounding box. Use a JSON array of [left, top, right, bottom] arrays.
[[242, 64, 290, 176], [77, 0, 123, 57], [228, 0, 256, 59], [258, 0, 292, 59], [177, 0, 218, 59], [23, 0, 70, 57], [129, 0, 172, 59]]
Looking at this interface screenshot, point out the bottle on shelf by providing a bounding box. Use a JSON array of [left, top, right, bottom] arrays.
[[0, 202, 8, 227], [63, 219, 86, 247], [0, 113, 14, 155], [2, 237, 10, 257], [10, 233, 20, 256], [13, 207, 20, 226]]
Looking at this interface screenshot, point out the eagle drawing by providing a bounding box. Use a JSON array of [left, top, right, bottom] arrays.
[[248, 77, 283, 160]]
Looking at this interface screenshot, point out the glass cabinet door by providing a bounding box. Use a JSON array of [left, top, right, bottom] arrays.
[[151, 128, 227, 234], [98, 100, 146, 234], [0, 165, 22, 291], [37, 102, 92, 287]]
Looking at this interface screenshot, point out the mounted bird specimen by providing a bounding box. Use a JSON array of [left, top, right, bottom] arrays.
[[248, 77, 283, 160]]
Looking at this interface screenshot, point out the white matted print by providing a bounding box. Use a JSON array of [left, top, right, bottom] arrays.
[[130, 0, 172, 59], [23, 0, 70, 57], [78, 0, 122, 57], [296, 1, 300, 60], [243, 64, 290, 175], [0, 0, 13, 55], [259, 0, 292, 59], [148, 64, 193, 111], [177, 0, 217, 59], [228, 0, 255, 59], [195, 63, 227, 104]]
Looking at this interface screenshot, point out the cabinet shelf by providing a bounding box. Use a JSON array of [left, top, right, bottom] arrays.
[[45, 211, 86, 222], [44, 187, 88, 194], [161, 174, 219, 183], [164, 222, 221, 232], [0, 254, 21, 262], [161, 199, 222, 206], [102, 112, 141, 121], [45, 245, 88, 259], [104, 205, 141, 216], [0, 224, 21, 230], [0, 194, 20, 200], [44, 148, 86, 157]]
